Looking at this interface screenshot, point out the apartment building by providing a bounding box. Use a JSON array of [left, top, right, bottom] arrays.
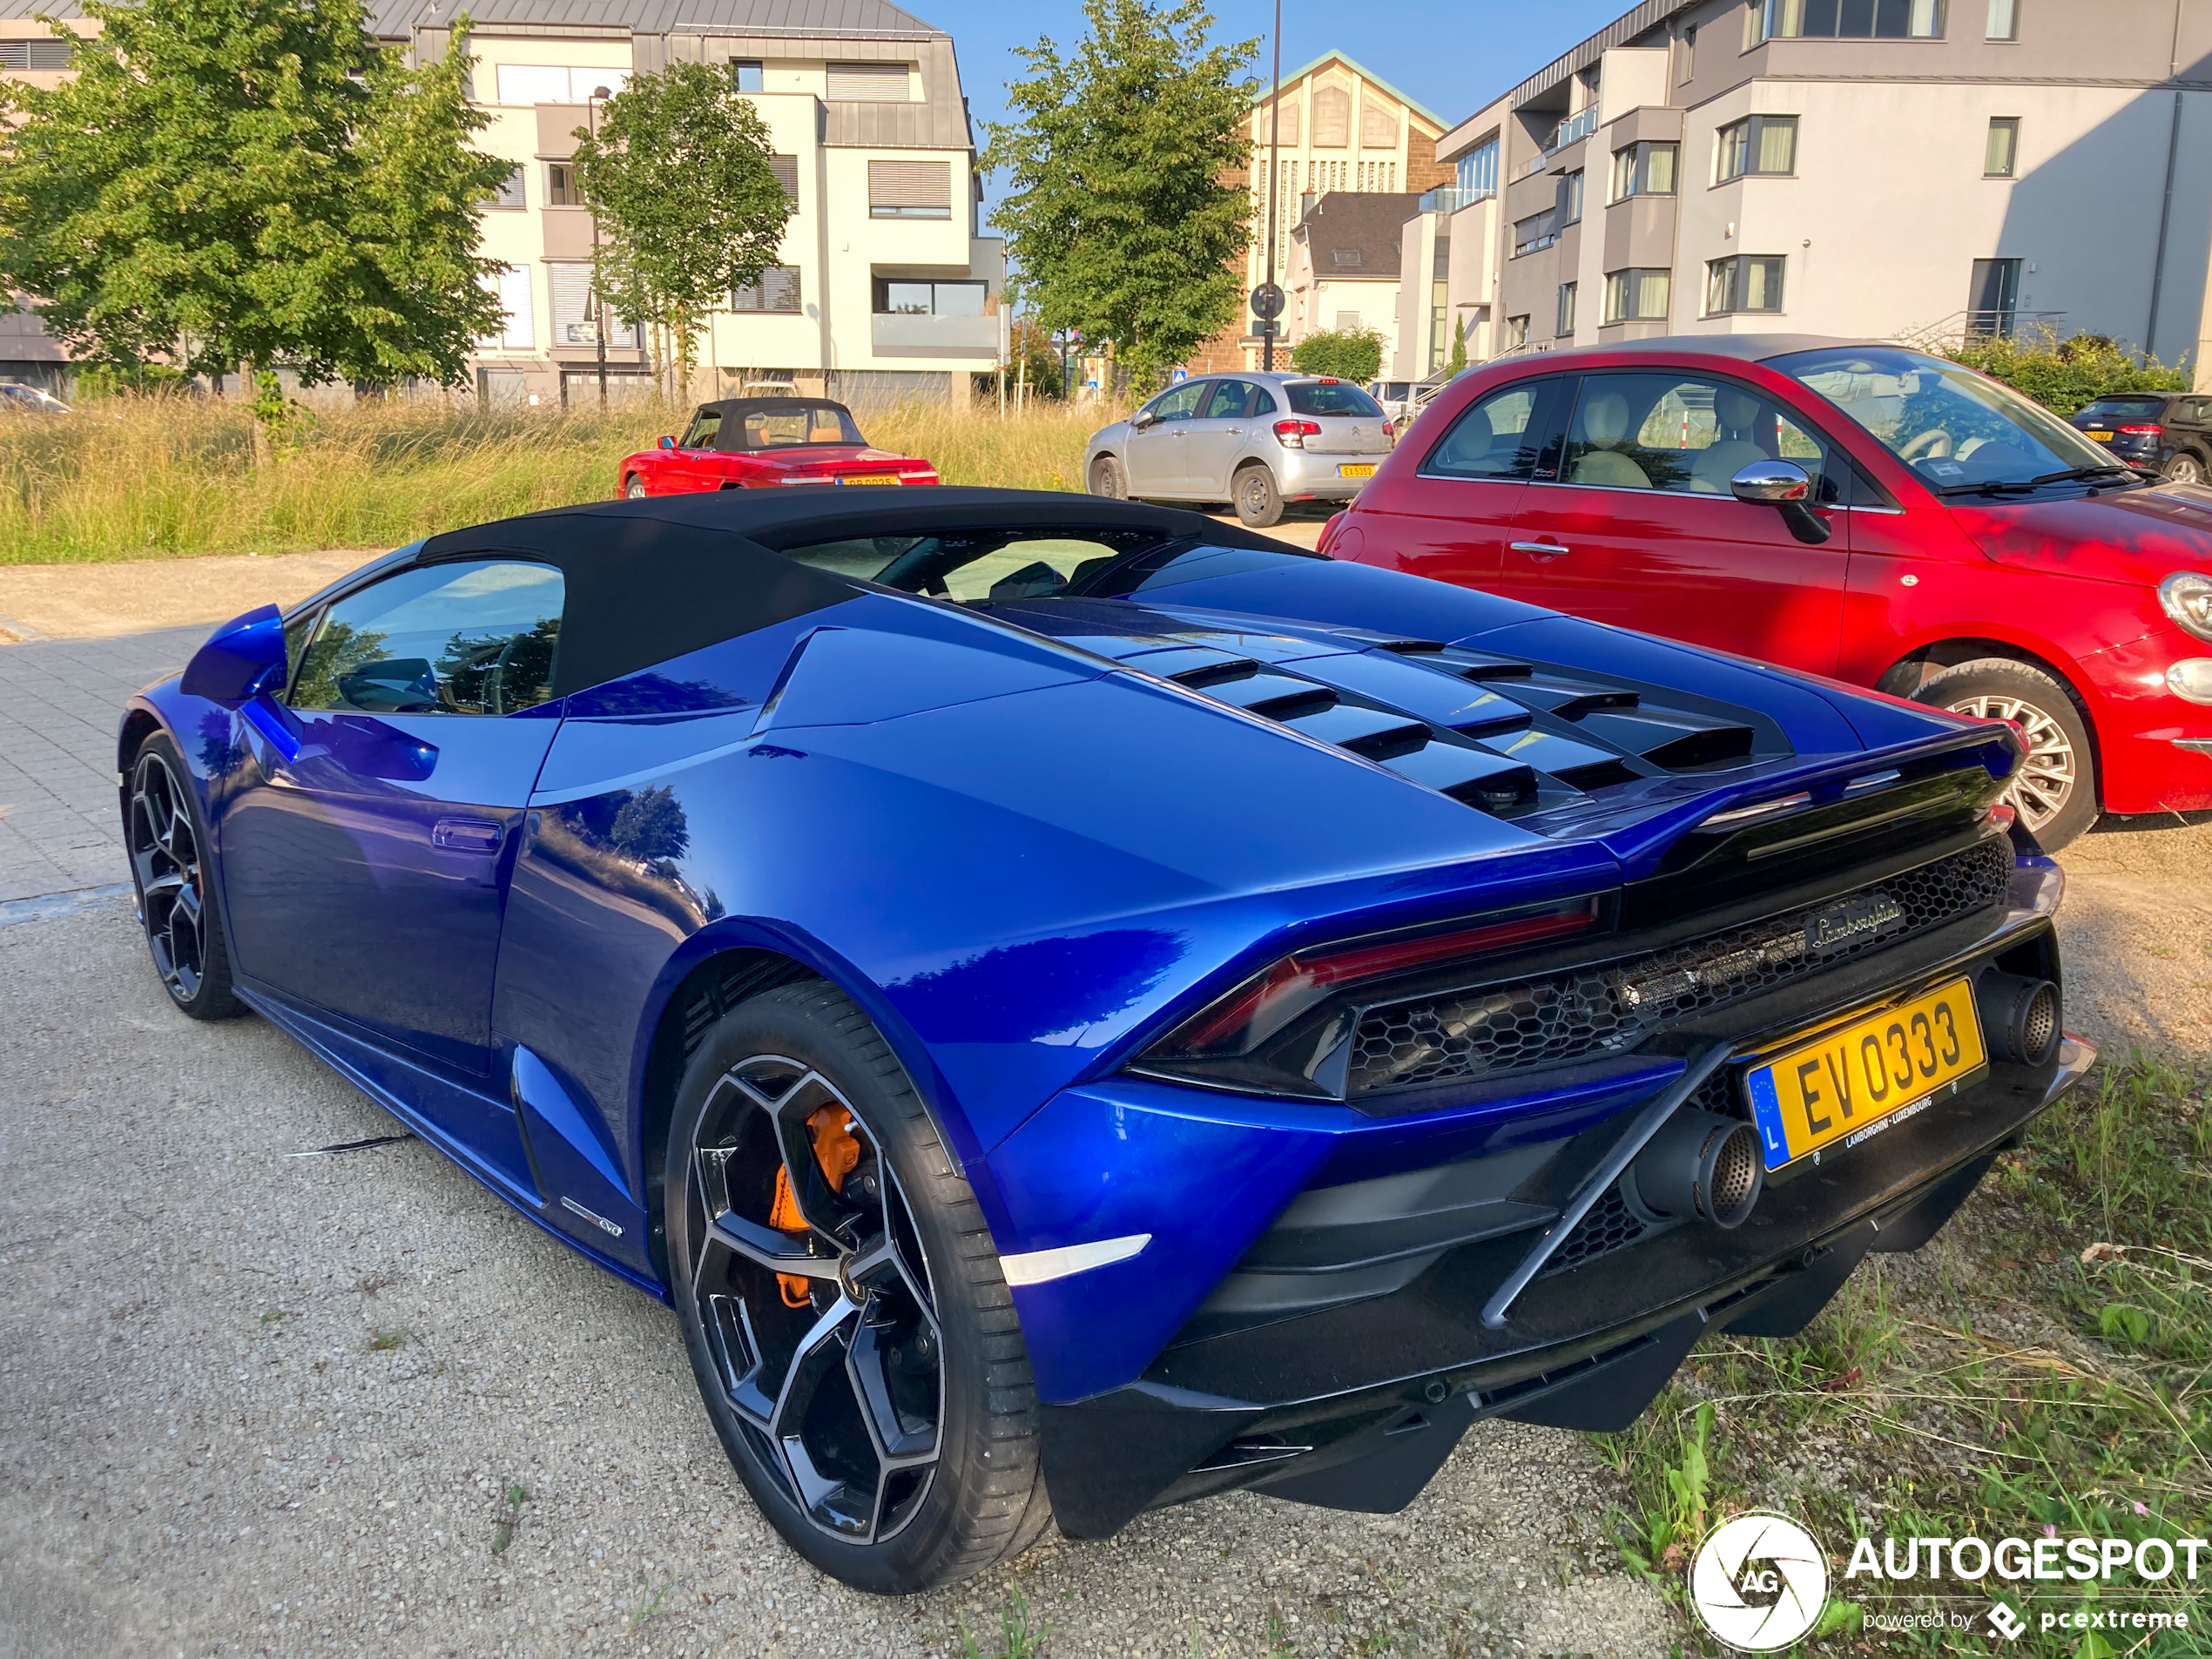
[[1420, 0, 2212, 384], [0, 0, 1005, 404], [1189, 51, 1453, 374]]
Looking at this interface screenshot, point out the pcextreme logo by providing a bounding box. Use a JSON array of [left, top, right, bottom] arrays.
[[1688, 1511, 1831, 1651]]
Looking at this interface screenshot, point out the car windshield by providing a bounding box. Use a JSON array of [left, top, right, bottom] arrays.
[[1768, 345, 2122, 491], [1285, 382, 1385, 418], [779, 529, 1163, 603], [2073, 396, 2168, 424], [732, 403, 866, 450]]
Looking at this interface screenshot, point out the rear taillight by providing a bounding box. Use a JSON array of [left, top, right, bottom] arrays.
[[1273, 418, 1322, 448], [2118, 424, 2166, 435], [1136, 899, 1602, 1096]]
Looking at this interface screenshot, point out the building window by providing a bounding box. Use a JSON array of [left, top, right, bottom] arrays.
[[1505, 314, 1530, 349], [1676, 22, 1697, 82], [731, 59, 764, 91], [1557, 168, 1585, 226], [867, 159, 952, 219], [482, 266, 534, 349], [548, 262, 638, 347], [547, 163, 583, 207], [1312, 85, 1350, 148], [1456, 138, 1499, 198], [486, 163, 525, 210], [1967, 257, 2021, 337], [1605, 268, 1671, 322], [1757, 0, 1943, 37], [768, 153, 799, 199], [496, 65, 630, 105], [873, 279, 986, 316], [1705, 255, 1785, 314], [1556, 281, 1578, 336], [733, 266, 802, 313], [1716, 115, 1797, 182], [1985, 0, 2016, 36], [1512, 209, 1559, 257], [1985, 117, 2020, 177], [0, 37, 71, 69], [1331, 309, 1360, 332], [1610, 140, 1677, 200], [826, 62, 912, 102]]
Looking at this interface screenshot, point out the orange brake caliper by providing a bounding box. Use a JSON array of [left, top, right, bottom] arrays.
[[770, 1105, 862, 1307]]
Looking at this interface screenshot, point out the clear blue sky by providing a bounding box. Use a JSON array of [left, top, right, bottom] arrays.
[[925, 0, 1633, 221]]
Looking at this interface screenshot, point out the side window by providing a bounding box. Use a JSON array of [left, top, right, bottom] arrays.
[[680, 408, 721, 449], [1251, 386, 1278, 415], [1144, 381, 1207, 424], [1421, 381, 1563, 481], [290, 561, 564, 717], [1203, 379, 1257, 420], [1563, 372, 1836, 501], [281, 608, 322, 697]]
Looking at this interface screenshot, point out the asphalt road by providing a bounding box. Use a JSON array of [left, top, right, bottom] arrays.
[[0, 900, 1673, 1659]]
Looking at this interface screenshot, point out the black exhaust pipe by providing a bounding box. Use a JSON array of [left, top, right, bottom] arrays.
[[1625, 1108, 1764, 1230], [1975, 970, 2060, 1065]]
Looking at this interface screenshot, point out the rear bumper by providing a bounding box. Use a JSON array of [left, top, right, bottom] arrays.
[[1275, 450, 1384, 500], [1039, 1031, 2091, 1538]]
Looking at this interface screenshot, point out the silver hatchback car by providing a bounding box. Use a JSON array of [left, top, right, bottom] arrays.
[[1083, 372, 1393, 528]]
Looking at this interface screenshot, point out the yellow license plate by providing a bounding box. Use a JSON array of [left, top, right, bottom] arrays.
[[1338, 463, 1377, 479], [1744, 977, 1986, 1170], [838, 474, 900, 486], [2087, 430, 2114, 442]]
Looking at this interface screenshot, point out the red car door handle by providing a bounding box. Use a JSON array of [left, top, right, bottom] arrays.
[[1510, 541, 1571, 556]]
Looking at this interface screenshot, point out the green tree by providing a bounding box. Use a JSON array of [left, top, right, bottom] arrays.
[[1290, 327, 1384, 383], [1010, 317, 1065, 399], [0, 0, 509, 432], [985, 0, 1257, 396], [570, 62, 795, 404], [1447, 315, 1467, 376]]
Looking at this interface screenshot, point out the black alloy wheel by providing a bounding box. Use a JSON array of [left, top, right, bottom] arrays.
[[1233, 462, 1284, 528], [666, 982, 1049, 1592], [127, 737, 239, 1019]]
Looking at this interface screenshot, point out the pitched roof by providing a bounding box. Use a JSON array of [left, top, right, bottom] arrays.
[[1290, 191, 1425, 280], [1253, 50, 1445, 132]]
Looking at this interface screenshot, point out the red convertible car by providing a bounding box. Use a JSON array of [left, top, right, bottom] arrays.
[[618, 397, 939, 497], [1319, 336, 2212, 850]]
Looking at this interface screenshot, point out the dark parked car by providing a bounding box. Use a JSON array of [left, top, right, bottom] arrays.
[[125, 489, 2087, 1592], [2067, 390, 2212, 484]]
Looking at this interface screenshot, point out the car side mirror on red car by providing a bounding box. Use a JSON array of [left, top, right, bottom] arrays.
[[658, 435, 677, 451], [1730, 460, 1832, 546]]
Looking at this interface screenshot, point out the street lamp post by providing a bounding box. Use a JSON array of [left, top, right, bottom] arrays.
[[589, 85, 611, 408], [1263, 0, 1281, 373]]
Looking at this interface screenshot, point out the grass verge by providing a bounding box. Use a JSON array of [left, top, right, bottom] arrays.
[[0, 393, 1107, 563], [1595, 1054, 2212, 1654]]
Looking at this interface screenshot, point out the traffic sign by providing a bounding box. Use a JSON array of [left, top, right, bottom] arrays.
[[1251, 282, 1285, 320], [1250, 319, 1280, 337], [1170, 366, 1188, 382]]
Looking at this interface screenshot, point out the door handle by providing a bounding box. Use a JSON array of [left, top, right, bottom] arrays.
[[1226, 427, 1244, 435], [431, 817, 505, 853], [1510, 541, 1572, 556]]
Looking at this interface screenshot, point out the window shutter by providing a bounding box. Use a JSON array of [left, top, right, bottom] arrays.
[[827, 62, 910, 101], [0, 38, 71, 69], [548, 263, 592, 344], [769, 154, 799, 199], [868, 159, 951, 212]]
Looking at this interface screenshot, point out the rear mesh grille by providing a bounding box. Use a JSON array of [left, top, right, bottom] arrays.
[[1542, 1185, 1649, 1278], [1347, 838, 2011, 1096]]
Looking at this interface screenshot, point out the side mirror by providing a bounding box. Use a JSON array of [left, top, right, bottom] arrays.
[[658, 435, 677, 451], [181, 604, 287, 709], [1730, 460, 1833, 546], [1129, 408, 1157, 432]]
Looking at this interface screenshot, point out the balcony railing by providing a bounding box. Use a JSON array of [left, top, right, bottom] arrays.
[[871, 311, 1000, 359], [1522, 107, 1600, 174], [1417, 185, 1495, 214]]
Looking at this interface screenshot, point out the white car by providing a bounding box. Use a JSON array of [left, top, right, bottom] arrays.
[[1083, 372, 1393, 528]]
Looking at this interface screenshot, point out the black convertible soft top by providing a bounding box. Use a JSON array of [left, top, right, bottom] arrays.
[[410, 489, 1282, 698]]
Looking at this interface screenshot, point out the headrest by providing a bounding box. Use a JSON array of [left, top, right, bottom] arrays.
[[1581, 391, 1631, 447], [1713, 386, 1760, 430]]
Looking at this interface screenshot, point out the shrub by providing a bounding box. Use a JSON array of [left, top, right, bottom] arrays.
[[1289, 327, 1384, 384], [1946, 325, 2191, 417]]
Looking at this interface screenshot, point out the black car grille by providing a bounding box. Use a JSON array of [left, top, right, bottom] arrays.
[[1347, 838, 2012, 1096], [1541, 1184, 1651, 1278]]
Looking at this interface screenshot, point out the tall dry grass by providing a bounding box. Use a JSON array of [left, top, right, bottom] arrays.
[[0, 392, 1109, 563]]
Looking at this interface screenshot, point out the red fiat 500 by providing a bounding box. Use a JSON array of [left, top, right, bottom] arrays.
[[1320, 336, 2212, 849], [617, 396, 939, 497]]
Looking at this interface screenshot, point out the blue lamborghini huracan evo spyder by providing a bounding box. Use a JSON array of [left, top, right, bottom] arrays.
[[120, 489, 2089, 1592]]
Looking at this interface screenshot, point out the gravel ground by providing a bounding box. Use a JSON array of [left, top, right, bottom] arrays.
[[0, 903, 1673, 1659]]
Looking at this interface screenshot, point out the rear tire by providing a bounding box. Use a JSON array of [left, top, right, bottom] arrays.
[[664, 981, 1051, 1594], [1088, 455, 1126, 500], [2162, 451, 2207, 486], [1915, 658, 2098, 851], [1233, 462, 1284, 528], [126, 732, 240, 1020]]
